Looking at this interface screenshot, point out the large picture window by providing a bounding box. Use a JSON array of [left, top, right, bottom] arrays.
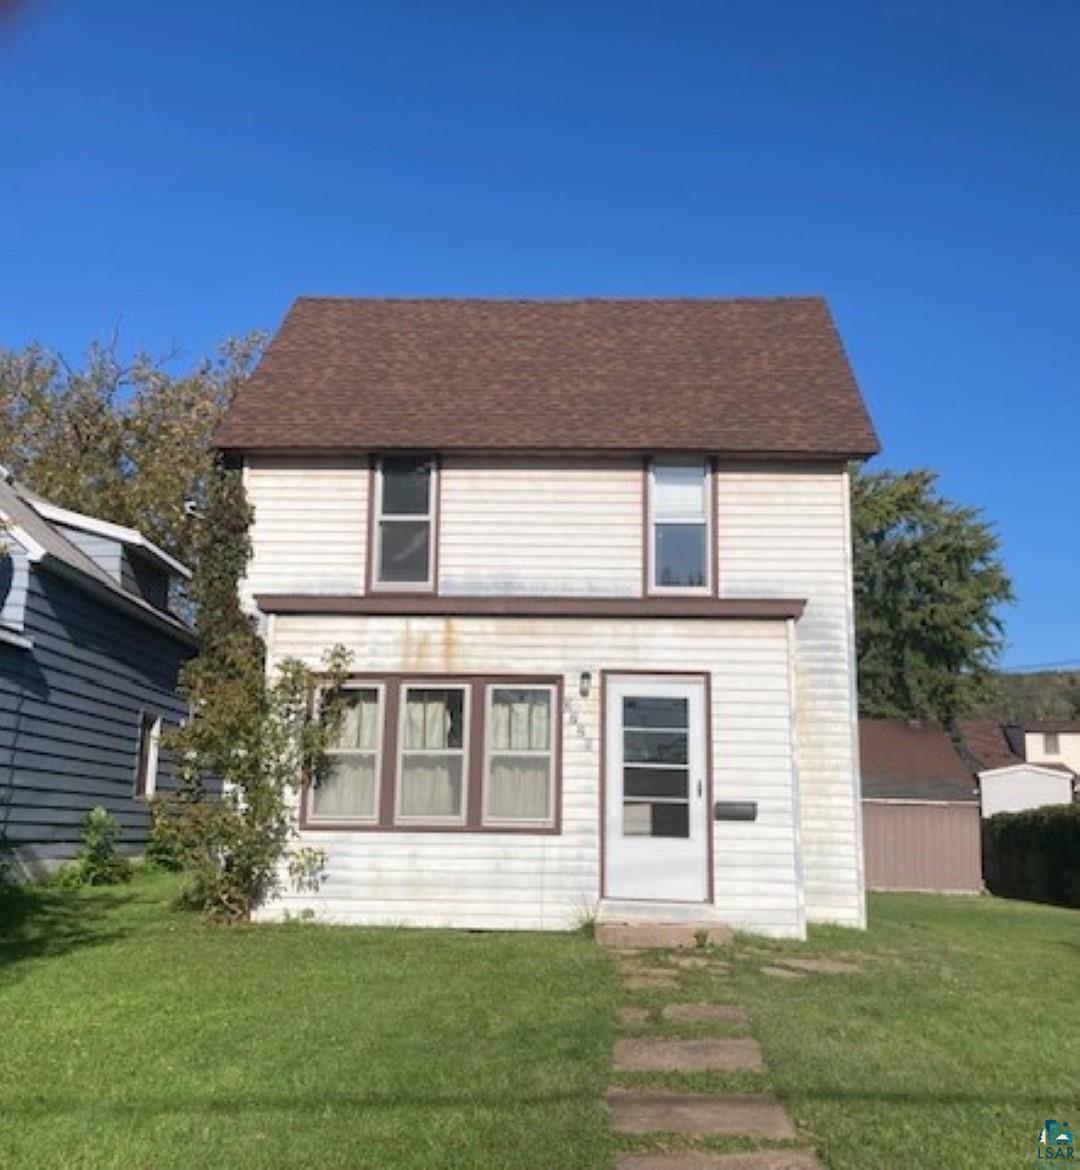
[[303, 676, 561, 834], [373, 456, 437, 589], [649, 457, 712, 593], [484, 686, 556, 826], [309, 686, 383, 823]]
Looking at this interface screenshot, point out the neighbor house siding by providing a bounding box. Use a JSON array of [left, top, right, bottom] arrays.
[[715, 464, 863, 927], [263, 614, 804, 937], [439, 456, 642, 596], [242, 455, 368, 604], [0, 569, 193, 870]]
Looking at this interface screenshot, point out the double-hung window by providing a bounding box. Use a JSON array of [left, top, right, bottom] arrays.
[[304, 677, 561, 833], [397, 685, 469, 824], [484, 686, 556, 827], [310, 686, 384, 823], [134, 713, 162, 798], [649, 457, 712, 593], [373, 456, 436, 589]]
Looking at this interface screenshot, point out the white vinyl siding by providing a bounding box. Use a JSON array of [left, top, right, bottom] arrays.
[[715, 463, 863, 927], [260, 614, 804, 937], [241, 456, 368, 603], [439, 455, 642, 596]]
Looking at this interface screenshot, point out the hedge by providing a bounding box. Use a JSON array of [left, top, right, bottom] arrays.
[[983, 803, 1080, 908]]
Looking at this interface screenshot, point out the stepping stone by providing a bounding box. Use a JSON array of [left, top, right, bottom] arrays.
[[618, 1006, 650, 1026], [674, 955, 711, 969], [617, 1151, 822, 1169], [762, 966, 804, 979], [777, 957, 862, 975], [607, 1089, 796, 1138], [624, 969, 679, 990], [614, 1037, 763, 1073], [662, 1002, 748, 1025]]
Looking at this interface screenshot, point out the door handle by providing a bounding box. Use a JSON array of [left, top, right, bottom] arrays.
[[697, 779, 703, 798]]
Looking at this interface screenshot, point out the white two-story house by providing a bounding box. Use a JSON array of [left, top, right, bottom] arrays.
[[215, 296, 880, 938]]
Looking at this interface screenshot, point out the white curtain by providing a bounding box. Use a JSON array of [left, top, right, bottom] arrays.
[[488, 689, 552, 821], [404, 689, 462, 750], [489, 756, 550, 820], [312, 756, 377, 818], [400, 755, 463, 818], [334, 690, 379, 750]]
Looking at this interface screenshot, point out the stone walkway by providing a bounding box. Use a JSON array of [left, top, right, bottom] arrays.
[[606, 945, 823, 1170]]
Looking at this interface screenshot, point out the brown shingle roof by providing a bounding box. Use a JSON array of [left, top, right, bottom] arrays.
[[215, 297, 880, 455], [956, 720, 1024, 771], [859, 719, 977, 802]]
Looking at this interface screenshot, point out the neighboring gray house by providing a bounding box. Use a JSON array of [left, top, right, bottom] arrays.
[[0, 469, 196, 875]]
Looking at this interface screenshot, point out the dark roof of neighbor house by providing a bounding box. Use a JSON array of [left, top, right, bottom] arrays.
[[956, 720, 1025, 771], [859, 719, 978, 802], [215, 297, 881, 457], [0, 472, 194, 643], [1025, 720, 1080, 732]]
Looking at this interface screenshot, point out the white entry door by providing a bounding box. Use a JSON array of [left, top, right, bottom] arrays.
[[604, 675, 709, 902]]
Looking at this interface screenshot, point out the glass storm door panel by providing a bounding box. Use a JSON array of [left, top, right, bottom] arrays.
[[604, 676, 708, 902]]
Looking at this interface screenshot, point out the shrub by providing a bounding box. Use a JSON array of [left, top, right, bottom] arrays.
[[57, 807, 134, 889], [150, 462, 348, 922], [983, 803, 1080, 908]]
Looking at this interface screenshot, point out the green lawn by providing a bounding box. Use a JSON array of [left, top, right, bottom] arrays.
[[3, 875, 1077, 1170], [0, 871, 616, 1170], [738, 893, 1080, 1169]]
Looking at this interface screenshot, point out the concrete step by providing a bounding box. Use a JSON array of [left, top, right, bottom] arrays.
[[607, 1088, 796, 1138], [614, 1036, 764, 1073], [597, 921, 733, 950]]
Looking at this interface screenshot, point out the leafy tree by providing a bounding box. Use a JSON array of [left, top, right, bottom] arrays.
[[0, 332, 264, 568], [151, 462, 349, 922], [852, 467, 1014, 725]]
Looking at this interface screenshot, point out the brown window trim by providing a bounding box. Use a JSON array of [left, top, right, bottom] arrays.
[[366, 453, 441, 595], [256, 594, 804, 619], [643, 455, 719, 598], [301, 673, 563, 835]]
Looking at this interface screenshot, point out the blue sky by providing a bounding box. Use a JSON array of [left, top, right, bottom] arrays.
[[1, 1, 1077, 668]]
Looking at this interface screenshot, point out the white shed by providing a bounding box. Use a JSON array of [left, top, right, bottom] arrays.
[[978, 763, 1075, 819]]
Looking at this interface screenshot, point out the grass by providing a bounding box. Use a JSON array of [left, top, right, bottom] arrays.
[[0, 870, 616, 1170], [733, 894, 1080, 1168], [3, 875, 1077, 1169], [610, 893, 1080, 1168]]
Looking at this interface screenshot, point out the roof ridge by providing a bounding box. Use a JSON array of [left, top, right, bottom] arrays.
[[291, 294, 830, 306]]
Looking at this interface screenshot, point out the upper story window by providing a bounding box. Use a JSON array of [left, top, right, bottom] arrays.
[[648, 457, 712, 593], [1044, 732, 1060, 755], [373, 456, 437, 590]]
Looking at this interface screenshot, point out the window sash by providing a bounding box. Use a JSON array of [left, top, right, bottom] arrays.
[[483, 685, 556, 826], [396, 683, 470, 824], [134, 713, 162, 798], [308, 684, 385, 824], [373, 456, 437, 590], [649, 457, 712, 594]]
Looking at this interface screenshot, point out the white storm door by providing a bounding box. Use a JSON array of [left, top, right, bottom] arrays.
[[604, 676, 709, 902]]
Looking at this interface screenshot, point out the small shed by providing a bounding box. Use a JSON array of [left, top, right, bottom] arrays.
[[859, 719, 982, 894], [956, 720, 1076, 817]]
